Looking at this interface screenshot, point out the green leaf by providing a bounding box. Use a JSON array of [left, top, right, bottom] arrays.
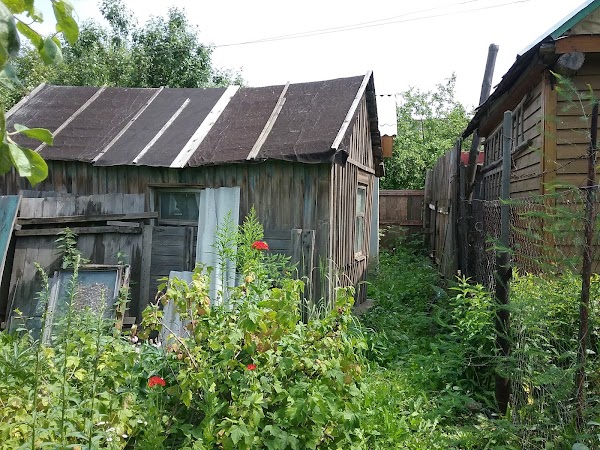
[[8, 142, 48, 185], [39, 36, 62, 65], [0, 2, 20, 67], [16, 21, 42, 49], [0, 63, 20, 89], [572, 444, 589, 450], [0, 143, 12, 174], [2, 0, 27, 14], [52, 0, 78, 44], [13, 124, 53, 145]]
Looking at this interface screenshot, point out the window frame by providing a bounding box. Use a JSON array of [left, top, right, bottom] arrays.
[[354, 183, 368, 259]]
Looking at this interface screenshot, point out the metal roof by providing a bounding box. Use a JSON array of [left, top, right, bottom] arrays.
[[463, 0, 600, 138], [7, 73, 378, 168], [376, 95, 397, 137]]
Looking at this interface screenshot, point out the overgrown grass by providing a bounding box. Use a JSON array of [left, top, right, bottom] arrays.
[[361, 244, 600, 449]]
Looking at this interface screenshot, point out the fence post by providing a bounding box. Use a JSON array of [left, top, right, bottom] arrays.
[[495, 110, 512, 414], [576, 103, 598, 429], [454, 139, 463, 275]]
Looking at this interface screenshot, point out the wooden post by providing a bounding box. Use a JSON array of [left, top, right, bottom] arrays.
[[495, 110, 512, 414], [459, 164, 468, 276], [454, 139, 463, 275], [292, 229, 315, 322], [466, 44, 499, 199], [431, 201, 438, 261], [576, 103, 598, 429]]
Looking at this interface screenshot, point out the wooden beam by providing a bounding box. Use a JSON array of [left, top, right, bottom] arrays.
[[478, 57, 549, 137], [346, 157, 375, 174], [93, 87, 164, 163], [171, 85, 240, 168], [133, 98, 191, 164], [17, 212, 158, 226], [15, 226, 143, 236], [541, 70, 558, 194], [247, 83, 289, 160], [35, 87, 106, 153], [555, 35, 600, 54]]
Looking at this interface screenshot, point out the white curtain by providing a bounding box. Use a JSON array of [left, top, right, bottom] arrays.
[[196, 187, 241, 305]]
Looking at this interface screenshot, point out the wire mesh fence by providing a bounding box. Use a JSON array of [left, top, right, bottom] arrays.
[[469, 187, 599, 291]]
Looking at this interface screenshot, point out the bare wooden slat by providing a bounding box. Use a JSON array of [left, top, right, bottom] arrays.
[[15, 226, 143, 236], [18, 212, 158, 225]]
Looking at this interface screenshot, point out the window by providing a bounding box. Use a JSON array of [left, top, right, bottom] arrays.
[[355, 185, 367, 255], [158, 189, 201, 225]]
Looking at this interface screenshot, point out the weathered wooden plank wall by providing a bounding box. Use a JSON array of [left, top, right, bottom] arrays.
[[329, 96, 375, 304], [424, 147, 457, 278], [379, 190, 423, 226], [1, 160, 331, 269], [3, 194, 147, 325]]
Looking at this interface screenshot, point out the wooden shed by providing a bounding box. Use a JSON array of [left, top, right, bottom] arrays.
[[464, 0, 600, 199], [0, 73, 384, 327]]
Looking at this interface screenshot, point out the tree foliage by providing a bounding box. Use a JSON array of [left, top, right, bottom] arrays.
[[4, 0, 242, 105], [381, 75, 471, 190], [0, 0, 78, 185]]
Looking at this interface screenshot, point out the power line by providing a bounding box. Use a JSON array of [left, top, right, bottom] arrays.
[[215, 0, 531, 48]]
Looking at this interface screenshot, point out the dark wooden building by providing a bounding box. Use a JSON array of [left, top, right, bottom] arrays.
[[0, 73, 384, 327]]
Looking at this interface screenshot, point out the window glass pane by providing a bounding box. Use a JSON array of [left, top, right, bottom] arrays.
[[356, 186, 366, 214], [355, 216, 364, 253], [159, 191, 200, 221]]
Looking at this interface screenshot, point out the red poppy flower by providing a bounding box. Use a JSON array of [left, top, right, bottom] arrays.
[[246, 363, 257, 371], [251, 241, 269, 251], [148, 375, 166, 388]]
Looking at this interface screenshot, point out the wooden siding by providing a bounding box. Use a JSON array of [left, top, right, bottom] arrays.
[[379, 190, 423, 226], [555, 54, 600, 187], [329, 96, 375, 304], [481, 81, 543, 200], [1, 160, 331, 264]]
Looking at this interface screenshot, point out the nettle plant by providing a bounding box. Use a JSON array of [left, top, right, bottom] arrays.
[[141, 211, 368, 450]]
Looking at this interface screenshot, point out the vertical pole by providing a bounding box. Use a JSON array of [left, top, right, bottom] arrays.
[[576, 103, 598, 429], [466, 44, 500, 199], [454, 139, 463, 275], [495, 110, 512, 414]]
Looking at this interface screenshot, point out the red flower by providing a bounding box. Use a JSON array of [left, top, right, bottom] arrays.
[[251, 241, 269, 251], [246, 363, 257, 371], [148, 375, 166, 388]]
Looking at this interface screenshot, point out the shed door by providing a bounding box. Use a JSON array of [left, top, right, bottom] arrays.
[[149, 226, 194, 303]]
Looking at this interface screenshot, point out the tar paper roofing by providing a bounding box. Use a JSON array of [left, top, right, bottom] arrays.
[[7, 73, 379, 168]]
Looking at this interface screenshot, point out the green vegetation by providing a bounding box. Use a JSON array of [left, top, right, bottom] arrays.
[[380, 74, 471, 190], [1, 0, 78, 185], [2, 0, 243, 110], [361, 244, 600, 449], [1, 215, 599, 448]]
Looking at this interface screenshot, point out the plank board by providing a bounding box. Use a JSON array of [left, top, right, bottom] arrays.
[[0, 196, 20, 281]]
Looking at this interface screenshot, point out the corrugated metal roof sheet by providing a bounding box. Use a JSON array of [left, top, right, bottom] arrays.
[[7, 73, 378, 168], [376, 95, 397, 137]]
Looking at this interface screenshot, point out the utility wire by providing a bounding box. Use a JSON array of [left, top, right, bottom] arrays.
[[215, 0, 531, 48]]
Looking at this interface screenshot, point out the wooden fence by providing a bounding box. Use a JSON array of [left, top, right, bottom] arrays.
[[424, 143, 461, 279], [378, 190, 424, 249]]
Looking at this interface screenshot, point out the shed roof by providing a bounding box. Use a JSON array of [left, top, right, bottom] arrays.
[[463, 0, 600, 138], [7, 73, 379, 168]]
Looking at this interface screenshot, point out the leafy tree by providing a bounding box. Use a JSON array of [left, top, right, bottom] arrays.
[[5, 0, 242, 102], [381, 75, 471, 190], [0, 0, 78, 185]]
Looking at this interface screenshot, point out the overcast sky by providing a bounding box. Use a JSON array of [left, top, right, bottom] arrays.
[[40, 0, 588, 109]]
